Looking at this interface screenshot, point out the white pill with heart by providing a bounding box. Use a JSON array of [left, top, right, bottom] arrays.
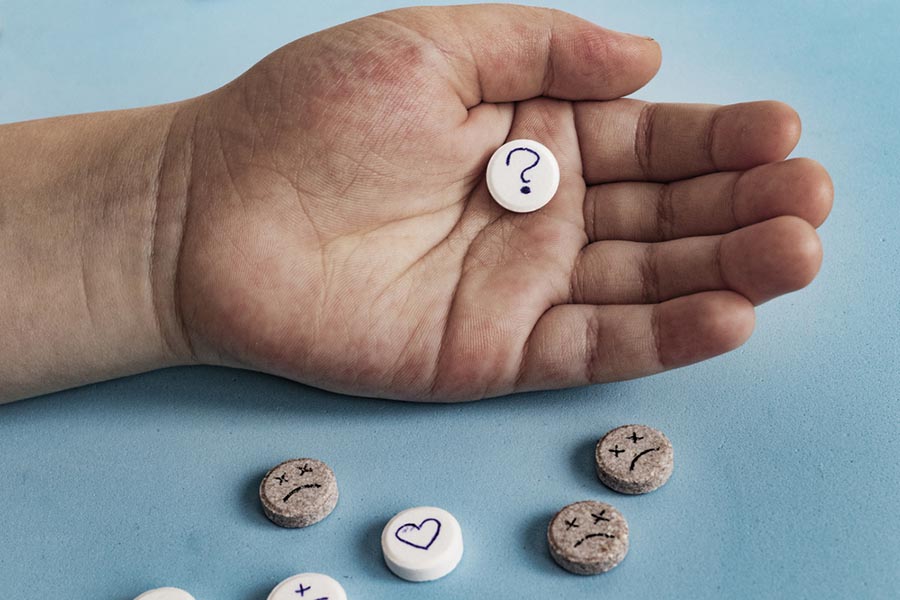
[[266, 572, 347, 600], [381, 506, 464, 582], [486, 139, 560, 213], [133, 588, 195, 600]]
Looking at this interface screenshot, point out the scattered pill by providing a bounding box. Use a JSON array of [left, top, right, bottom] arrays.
[[259, 458, 338, 528], [547, 500, 629, 575], [266, 573, 347, 600], [133, 588, 195, 600], [595, 424, 674, 494], [486, 139, 560, 213], [381, 506, 464, 582]]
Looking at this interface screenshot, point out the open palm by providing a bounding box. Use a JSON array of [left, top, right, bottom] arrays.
[[172, 6, 832, 400]]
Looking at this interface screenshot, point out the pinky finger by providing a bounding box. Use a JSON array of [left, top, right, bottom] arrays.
[[515, 291, 755, 391]]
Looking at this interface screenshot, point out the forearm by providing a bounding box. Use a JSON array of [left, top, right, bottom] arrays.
[[0, 103, 193, 402]]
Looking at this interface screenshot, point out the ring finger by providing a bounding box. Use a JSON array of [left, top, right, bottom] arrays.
[[571, 215, 823, 306]]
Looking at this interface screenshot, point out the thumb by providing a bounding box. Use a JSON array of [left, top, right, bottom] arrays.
[[377, 5, 661, 106]]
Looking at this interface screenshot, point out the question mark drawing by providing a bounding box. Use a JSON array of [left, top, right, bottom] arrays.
[[486, 139, 560, 213], [505, 147, 541, 195]]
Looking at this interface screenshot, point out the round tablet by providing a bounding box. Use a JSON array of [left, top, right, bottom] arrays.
[[133, 588, 195, 600], [547, 500, 629, 575], [486, 139, 560, 213], [266, 573, 347, 600], [595, 424, 674, 494], [259, 458, 338, 528], [381, 506, 463, 582]]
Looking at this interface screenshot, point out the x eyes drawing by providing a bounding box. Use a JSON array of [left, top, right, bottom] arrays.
[[565, 509, 611, 530], [274, 463, 313, 484]]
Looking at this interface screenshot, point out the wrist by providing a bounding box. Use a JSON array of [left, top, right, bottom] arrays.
[[0, 101, 199, 401], [148, 99, 202, 367]]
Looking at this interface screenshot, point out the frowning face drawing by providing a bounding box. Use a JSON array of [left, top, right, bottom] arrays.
[[259, 458, 339, 528], [595, 425, 674, 494], [547, 500, 630, 575]]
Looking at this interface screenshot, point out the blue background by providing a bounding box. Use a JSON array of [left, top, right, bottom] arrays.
[[0, 1, 897, 598]]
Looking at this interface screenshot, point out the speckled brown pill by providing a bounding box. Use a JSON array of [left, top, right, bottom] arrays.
[[595, 424, 674, 494], [259, 458, 338, 528], [547, 500, 629, 575]]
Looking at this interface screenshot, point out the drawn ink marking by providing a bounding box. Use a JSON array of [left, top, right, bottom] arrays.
[[275, 473, 289, 485], [282, 483, 322, 503], [609, 445, 625, 457], [295, 583, 311, 596], [296, 463, 313, 477], [565, 518, 580, 530], [627, 431, 645, 444], [395, 518, 442, 550], [505, 147, 541, 195], [591, 511, 610, 524], [573, 532, 616, 548], [629, 447, 660, 471]]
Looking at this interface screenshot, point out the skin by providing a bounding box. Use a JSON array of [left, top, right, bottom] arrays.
[[0, 6, 833, 403]]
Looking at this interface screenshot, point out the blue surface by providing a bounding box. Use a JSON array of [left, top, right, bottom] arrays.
[[1, 1, 898, 598]]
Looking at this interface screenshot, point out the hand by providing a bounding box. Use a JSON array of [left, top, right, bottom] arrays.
[[167, 6, 832, 401]]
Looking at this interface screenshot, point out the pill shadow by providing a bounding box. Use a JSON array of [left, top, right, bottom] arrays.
[[571, 435, 600, 485], [238, 471, 272, 527], [520, 512, 562, 575], [353, 517, 395, 581], [244, 581, 277, 600]]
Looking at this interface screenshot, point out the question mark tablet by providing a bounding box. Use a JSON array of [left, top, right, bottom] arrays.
[[486, 139, 560, 213]]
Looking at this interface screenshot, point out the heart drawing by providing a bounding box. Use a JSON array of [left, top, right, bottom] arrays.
[[394, 517, 442, 550]]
